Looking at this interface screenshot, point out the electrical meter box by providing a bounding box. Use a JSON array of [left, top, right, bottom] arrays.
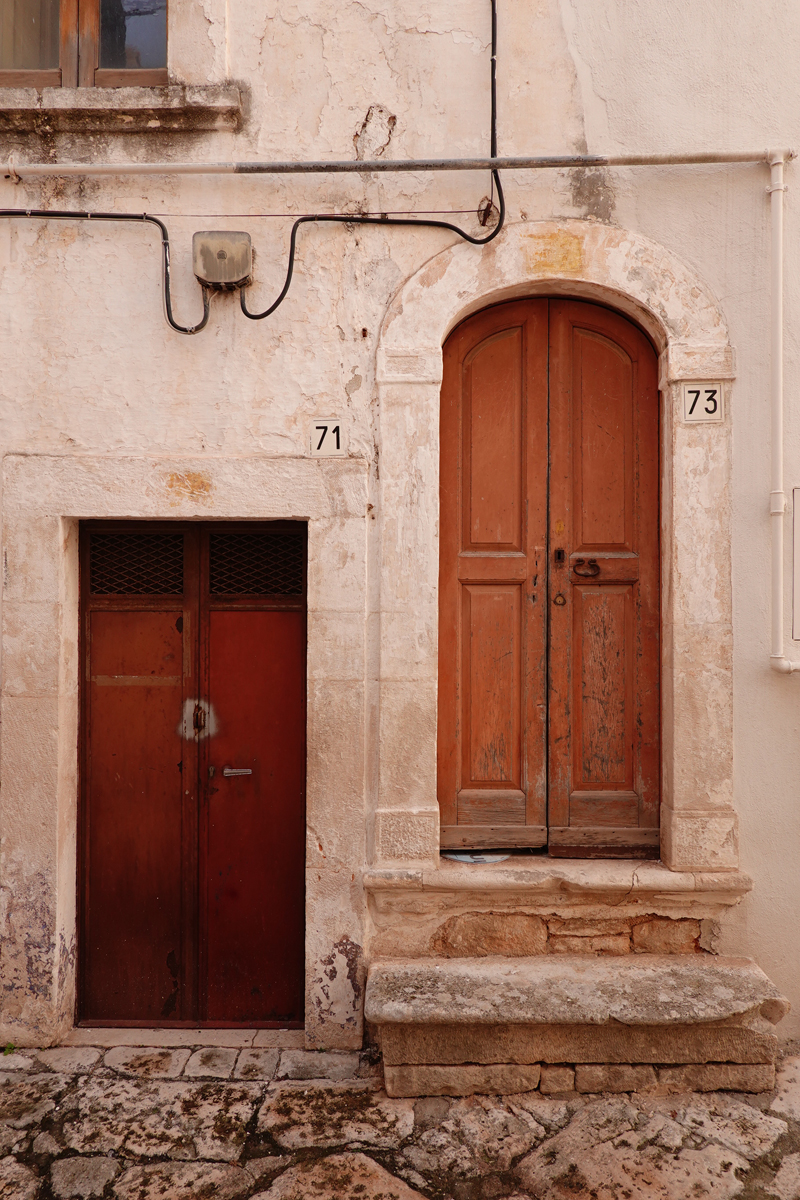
[[192, 231, 252, 290]]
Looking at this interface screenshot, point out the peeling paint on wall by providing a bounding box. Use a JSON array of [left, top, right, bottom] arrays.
[[309, 937, 365, 1042]]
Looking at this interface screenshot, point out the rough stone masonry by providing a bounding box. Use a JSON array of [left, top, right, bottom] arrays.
[[2, 1041, 800, 1198]]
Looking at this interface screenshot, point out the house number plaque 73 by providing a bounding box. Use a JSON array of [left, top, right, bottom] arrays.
[[682, 381, 725, 424]]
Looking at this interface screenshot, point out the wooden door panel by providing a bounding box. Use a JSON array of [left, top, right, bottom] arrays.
[[439, 300, 549, 845], [204, 609, 306, 1024], [462, 585, 520, 789], [463, 329, 524, 549], [457, 789, 526, 823], [572, 585, 633, 792], [548, 300, 660, 857], [82, 609, 186, 1021], [575, 333, 634, 550]]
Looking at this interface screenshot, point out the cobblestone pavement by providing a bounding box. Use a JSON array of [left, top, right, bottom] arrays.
[[2, 1042, 800, 1199]]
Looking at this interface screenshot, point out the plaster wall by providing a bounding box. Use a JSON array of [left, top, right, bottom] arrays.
[[0, 0, 798, 1039]]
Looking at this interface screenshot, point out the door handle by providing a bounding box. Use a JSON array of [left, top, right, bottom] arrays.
[[222, 767, 252, 777], [572, 558, 600, 577]]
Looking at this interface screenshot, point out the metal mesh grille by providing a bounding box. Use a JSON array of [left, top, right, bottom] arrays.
[[209, 532, 305, 596], [89, 533, 184, 595]]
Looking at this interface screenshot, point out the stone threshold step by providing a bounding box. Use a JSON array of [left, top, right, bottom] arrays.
[[63, 1028, 305, 1049], [365, 955, 789, 1027]]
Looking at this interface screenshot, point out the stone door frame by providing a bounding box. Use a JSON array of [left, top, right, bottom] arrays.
[[372, 219, 736, 877], [0, 457, 370, 1046]]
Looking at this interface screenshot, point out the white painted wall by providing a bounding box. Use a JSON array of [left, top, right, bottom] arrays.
[[1, 0, 799, 1037], [557, 1, 800, 1036]]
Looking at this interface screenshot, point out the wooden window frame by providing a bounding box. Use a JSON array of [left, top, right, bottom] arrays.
[[0, 0, 168, 89]]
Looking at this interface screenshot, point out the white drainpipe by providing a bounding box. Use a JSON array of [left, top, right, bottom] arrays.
[[768, 151, 800, 673]]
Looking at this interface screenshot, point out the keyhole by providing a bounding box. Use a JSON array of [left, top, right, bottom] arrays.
[[554, 548, 565, 564]]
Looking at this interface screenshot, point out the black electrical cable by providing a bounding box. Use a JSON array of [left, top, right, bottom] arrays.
[[0, 0, 503, 333], [240, 0, 504, 321], [0, 209, 211, 335]]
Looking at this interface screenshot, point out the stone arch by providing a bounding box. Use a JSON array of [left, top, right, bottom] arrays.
[[373, 219, 736, 874]]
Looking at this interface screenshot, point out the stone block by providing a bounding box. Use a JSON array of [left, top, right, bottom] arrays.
[[51, 1156, 120, 1198], [539, 1066, 575, 1094], [243, 1156, 293, 1188], [379, 1021, 778, 1067], [305, 516, 366, 612], [430, 912, 547, 957], [258, 1081, 414, 1149], [517, 1091, 784, 1199], [575, 1064, 657, 1094], [549, 935, 630, 955], [374, 809, 438, 863], [771, 1055, 800, 1120], [632, 918, 700, 954], [377, 681, 437, 812], [103, 1047, 191, 1078], [3, 602, 61, 697], [276, 1050, 360, 1081], [365, 956, 789, 1027], [114, 1161, 251, 1200], [61, 1076, 261, 1161], [256, 1152, 427, 1199], [36, 1048, 100, 1073], [657, 1063, 775, 1093], [661, 808, 739, 873], [235, 1049, 281, 1080], [0, 1054, 34, 1070], [183, 1048, 238, 1079], [307, 611, 366, 681], [384, 1063, 541, 1098], [0, 1157, 39, 1200], [764, 1151, 800, 1200], [0, 1072, 64, 1126], [33, 1132, 61, 1155], [547, 918, 631, 936]]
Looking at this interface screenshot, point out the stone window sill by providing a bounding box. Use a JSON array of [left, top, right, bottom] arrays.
[[363, 858, 752, 909], [0, 85, 242, 135]]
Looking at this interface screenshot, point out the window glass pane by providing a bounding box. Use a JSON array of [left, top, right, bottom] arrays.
[[100, 0, 167, 70], [0, 0, 59, 70]]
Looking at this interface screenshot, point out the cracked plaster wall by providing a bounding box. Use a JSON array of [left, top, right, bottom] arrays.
[[0, 0, 798, 1040]]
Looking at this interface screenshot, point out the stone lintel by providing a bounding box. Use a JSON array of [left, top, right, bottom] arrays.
[[365, 956, 789, 1027], [363, 859, 752, 910], [379, 1022, 778, 1067]]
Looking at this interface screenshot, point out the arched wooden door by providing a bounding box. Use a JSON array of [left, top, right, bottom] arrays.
[[438, 298, 660, 858]]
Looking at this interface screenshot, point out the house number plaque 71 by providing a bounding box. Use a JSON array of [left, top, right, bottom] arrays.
[[310, 419, 347, 456]]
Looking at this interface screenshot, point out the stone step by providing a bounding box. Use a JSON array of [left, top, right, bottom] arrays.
[[365, 955, 789, 1097], [365, 954, 789, 1027]]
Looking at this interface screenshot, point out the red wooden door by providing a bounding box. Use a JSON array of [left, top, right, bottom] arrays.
[[438, 299, 660, 857], [79, 523, 306, 1025], [204, 610, 306, 1023]]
